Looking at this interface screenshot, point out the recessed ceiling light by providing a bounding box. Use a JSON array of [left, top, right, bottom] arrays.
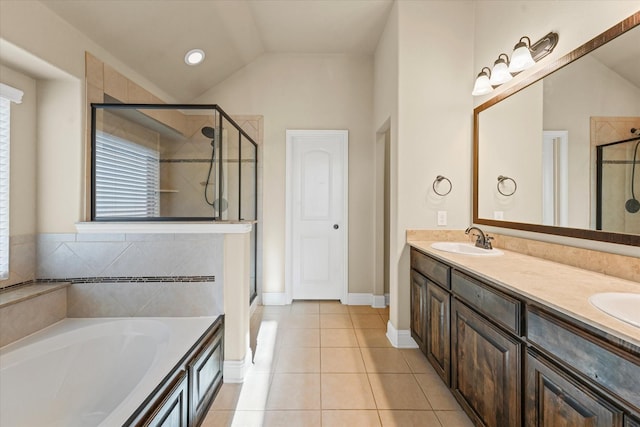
[[184, 49, 205, 66]]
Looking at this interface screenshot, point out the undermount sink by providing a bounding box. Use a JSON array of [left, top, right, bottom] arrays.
[[588, 293, 640, 328], [431, 242, 503, 257]]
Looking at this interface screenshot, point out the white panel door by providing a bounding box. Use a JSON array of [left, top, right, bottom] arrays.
[[287, 130, 347, 300]]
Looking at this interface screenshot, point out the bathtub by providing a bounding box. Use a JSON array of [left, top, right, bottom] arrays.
[[0, 316, 219, 427]]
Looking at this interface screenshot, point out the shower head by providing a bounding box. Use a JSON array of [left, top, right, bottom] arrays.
[[201, 126, 215, 140]]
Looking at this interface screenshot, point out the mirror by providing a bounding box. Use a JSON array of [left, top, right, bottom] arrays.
[[474, 12, 640, 246]]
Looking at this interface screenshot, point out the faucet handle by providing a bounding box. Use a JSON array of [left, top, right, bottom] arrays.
[[485, 235, 494, 249]]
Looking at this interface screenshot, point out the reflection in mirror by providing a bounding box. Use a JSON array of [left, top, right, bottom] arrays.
[[474, 12, 640, 246]]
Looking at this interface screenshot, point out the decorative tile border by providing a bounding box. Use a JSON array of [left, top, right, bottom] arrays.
[[40, 276, 216, 283]]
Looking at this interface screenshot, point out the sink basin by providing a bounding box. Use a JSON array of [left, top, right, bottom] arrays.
[[589, 293, 640, 328], [430, 242, 503, 257]]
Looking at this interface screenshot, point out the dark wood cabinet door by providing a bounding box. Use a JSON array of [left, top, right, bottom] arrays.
[[189, 325, 224, 424], [452, 299, 521, 427], [411, 270, 427, 351], [525, 350, 624, 427], [426, 280, 450, 385], [626, 416, 640, 427], [144, 370, 189, 427]]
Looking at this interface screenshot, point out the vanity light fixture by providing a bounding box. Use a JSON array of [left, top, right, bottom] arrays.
[[509, 32, 559, 73], [472, 67, 493, 96], [472, 31, 559, 96], [489, 53, 513, 86], [184, 49, 205, 66]]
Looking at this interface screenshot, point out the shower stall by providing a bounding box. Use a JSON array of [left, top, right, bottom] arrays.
[[90, 104, 258, 301], [596, 129, 640, 234]]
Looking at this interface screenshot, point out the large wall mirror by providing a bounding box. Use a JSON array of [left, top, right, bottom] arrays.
[[473, 12, 640, 247]]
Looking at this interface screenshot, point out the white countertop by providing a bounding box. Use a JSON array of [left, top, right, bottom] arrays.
[[408, 240, 640, 350]]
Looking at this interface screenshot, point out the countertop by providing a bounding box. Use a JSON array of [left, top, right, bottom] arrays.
[[408, 240, 640, 351]]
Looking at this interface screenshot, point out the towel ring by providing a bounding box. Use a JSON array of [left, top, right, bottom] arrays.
[[497, 175, 517, 196], [433, 175, 452, 196]]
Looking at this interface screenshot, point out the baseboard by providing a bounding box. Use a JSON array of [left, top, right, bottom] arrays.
[[223, 347, 253, 383], [261, 292, 288, 305], [386, 320, 419, 349], [385, 293, 390, 306], [372, 294, 386, 308], [347, 293, 372, 305]]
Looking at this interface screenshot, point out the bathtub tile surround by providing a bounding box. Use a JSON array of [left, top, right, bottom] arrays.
[[37, 232, 223, 279], [1, 234, 36, 289], [407, 229, 640, 283], [67, 281, 222, 317], [0, 286, 67, 347]]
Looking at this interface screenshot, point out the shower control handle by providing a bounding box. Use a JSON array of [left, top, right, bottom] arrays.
[[333, 224, 339, 230]]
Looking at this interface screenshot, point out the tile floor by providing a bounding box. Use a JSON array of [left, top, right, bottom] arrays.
[[202, 301, 474, 427]]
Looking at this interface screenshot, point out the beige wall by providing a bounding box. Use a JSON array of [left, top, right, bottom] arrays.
[[472, 1, 640, 258], [193, 53, 375, 296], [1, 65, 37, 237], [0, 0, 175, 232]]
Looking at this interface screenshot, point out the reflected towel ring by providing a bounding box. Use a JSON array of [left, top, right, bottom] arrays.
[[433, 175, 452, 196], [497, 175, 517, 196]]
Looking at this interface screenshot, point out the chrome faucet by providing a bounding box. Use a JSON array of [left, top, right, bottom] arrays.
[[465, 226, 494, 250]]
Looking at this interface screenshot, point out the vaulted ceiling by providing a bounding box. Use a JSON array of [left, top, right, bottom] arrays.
[[42, 0, 394, 102]]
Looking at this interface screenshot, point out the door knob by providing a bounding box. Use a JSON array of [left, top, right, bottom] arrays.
[[333, 224, 339, 230]]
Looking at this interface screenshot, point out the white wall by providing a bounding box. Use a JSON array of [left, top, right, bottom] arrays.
[[193, 53, 375, 296]]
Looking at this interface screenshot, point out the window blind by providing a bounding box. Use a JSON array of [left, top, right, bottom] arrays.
[[0, 98, 10, 279], [95, 131, 160, 218]]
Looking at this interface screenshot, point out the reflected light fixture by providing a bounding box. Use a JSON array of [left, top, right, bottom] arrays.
[[472, 67, 493, 96], [489, 53, 513, 85], [184, 49, 205, 66]]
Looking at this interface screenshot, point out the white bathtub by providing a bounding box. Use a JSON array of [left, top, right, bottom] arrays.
[[0, 316, 218, 427]]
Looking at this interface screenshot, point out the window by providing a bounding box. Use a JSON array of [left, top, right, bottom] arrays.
[[0, 83, 24, 280], [94, 131, 160, 218]]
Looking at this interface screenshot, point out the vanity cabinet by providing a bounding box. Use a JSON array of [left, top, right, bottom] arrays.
[[525, 349, 624, 427], [410, 270, 428, 352], [451, 291, 521, 427], [126, 317, 224, 427], [425, 279, 450, 384]]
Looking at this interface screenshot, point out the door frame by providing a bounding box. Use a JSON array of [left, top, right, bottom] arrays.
[[285, 129, 349, 304]]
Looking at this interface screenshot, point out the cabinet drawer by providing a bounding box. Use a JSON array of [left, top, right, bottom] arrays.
[[451, 271, 521, 334], [411, 249, 450, 289], [527, 308, 640, 414]]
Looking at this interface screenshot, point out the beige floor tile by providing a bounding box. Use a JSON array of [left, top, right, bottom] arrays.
[[378, 313, 390, 323], [233, 372, 273, 410], [201, 410, 265, 427], [368, 374, 432, 410], [278, 328, 320, 347], [400, 349, 437, 374], [319, 302, 349, 314], [321, 347, 366, 373], [266, 373, 321, 409], [348, 305, 379, 314], [321, 328, 359, 347], [378, 410, 442, 427], [320, 314, 353, 328], [291, 301, 320, 314], [281, 314, 319, 329], [263, 410, 322, 427], [321, 373, 377, 409], [276, 347, 320, 373], [361, 348, 412, 373], [434, 410, 474, 427], [262, 305, 291, 315], [322, 410, 381, 426], [416, 374, 462, 410], [351, 314, 387, 329], [210, 383, 242, 410], [355, 329, 392, 348]]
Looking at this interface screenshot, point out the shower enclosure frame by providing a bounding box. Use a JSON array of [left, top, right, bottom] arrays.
[[90, 103, 259, 302], [596, 135, 640, 230]]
